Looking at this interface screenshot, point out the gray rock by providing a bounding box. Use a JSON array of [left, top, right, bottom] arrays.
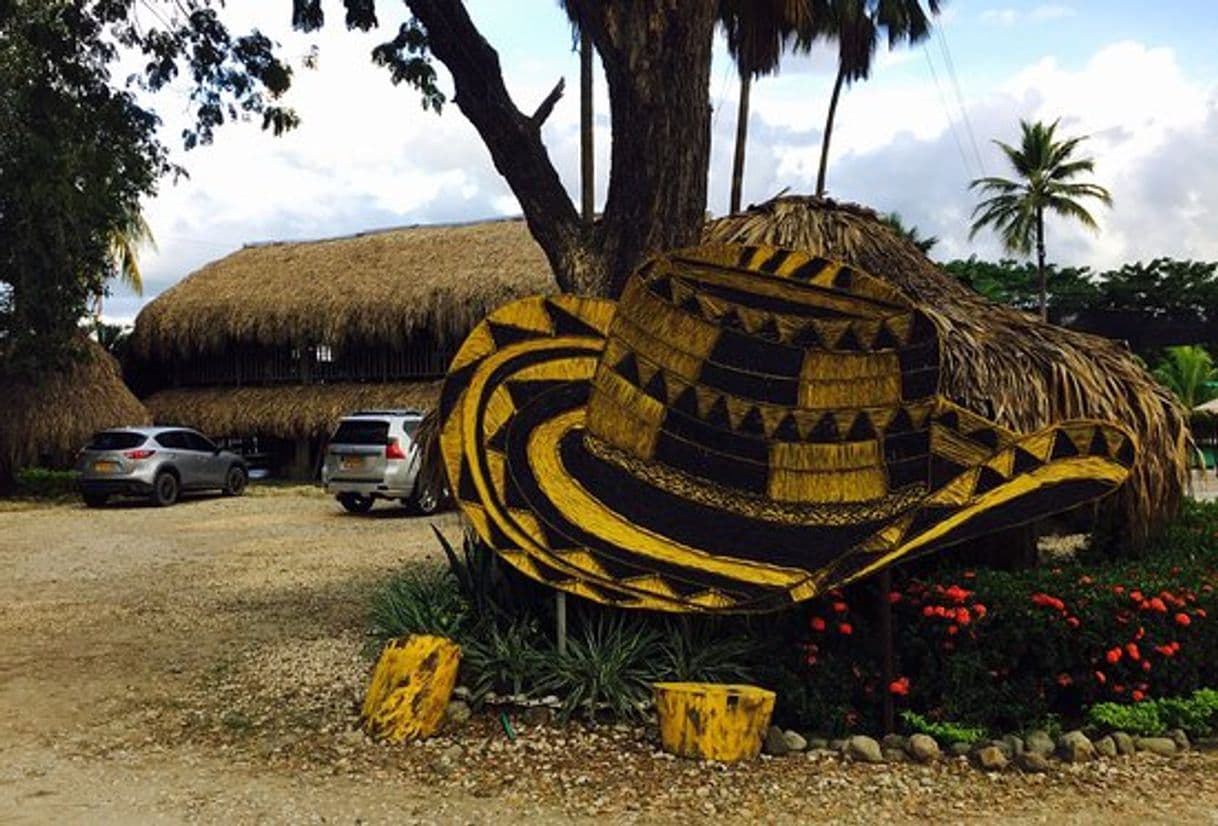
[[782, 730, 808, 752], [444, 700, 472, 729], [949, 742, 972, 757], [881, 733, 908, 752], [1058, 730, 1094, 763], [1003, 734, 1025, 756], [1113, 731, 1136, 756], [763, 725, 791, 757], [907, 733, 941, 763], [829, 738, 846, 752], [1135, 737, 1177, 756], [1094, 735, 1118, 759], [520, 705, 551, 727], [845, 735, 884, 764], [1017, 751, 1051, 773], [807, 736, 830, 750], [1193, 736, 1218, 751], [974, 745, 1009, 771], [1025, 729, 1055, 757], [981, 739, 1013, 759], [1169, 728, 1190, 752], [882, 748, 908, 763]]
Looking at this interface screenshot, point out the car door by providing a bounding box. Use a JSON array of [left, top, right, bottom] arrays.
[[184, 431, 226, 487]]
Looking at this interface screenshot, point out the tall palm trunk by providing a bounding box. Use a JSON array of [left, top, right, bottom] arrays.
[[729, 70, 751, 214], [816, 64, 846, 197], [1036, 206, 1047, 322], [580, 28, 594, 225]]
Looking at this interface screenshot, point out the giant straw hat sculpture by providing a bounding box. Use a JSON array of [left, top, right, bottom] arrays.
[[439, 244, 1136, 612]]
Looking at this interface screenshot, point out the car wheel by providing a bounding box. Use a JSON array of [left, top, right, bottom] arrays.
[[410, 484, 442, 516], [223, 465, 248, 496], [338, 493, 373, 514], [151, 471, 179, 507], [82, 492, 108, 508]]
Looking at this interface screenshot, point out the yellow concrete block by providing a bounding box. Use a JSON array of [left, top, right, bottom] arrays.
[[653, 682, 776, 762], [360, 634, 461, 742]]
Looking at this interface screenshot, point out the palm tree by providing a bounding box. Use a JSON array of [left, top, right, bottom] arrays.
[[815, 0, 940, 198], [881, 211, 937, 254], [93, 208, 155, 319], [719, 1, 821, 214], [1154, 345, 1217, 410], [968, 119, 1111, 322]]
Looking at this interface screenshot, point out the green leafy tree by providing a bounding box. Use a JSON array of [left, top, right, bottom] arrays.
[[1153, 346, 1217, 410], [942, 256, 1096, 315], [882, 212, 938, 254], [969, 119, 1112, 323], [815, 0, 941, 197]]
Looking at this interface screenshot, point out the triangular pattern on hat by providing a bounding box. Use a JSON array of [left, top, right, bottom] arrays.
[[926, 467, 979, 506], [613, 351, 641, 386], [738, 406, 767, 436], [1115, 435, 1135, 466], [1050, 429, 1081, 460], [876, 513, 917, 549], [706, 396, 733, 431], [648, 275, 675, 303], [635, 357, 658, 389], [448, 324, 498, 372], [544, 299, 607, 339], [871, 323, 902, 351], [1011, 445, 1043, 474], [723, 395, 753, 430], [756, 315, 782, 342], [812, 318, 851, 349], [673, 384, 700, 417], [884, 313, 914, 345], [694, 385, 720, 419], [1088, 427, 1112, 458], [737, 305, 768, 335], [688, 590, 736, 610], [788, 322, 822, 348], [1020, 431, 1056, 463], [488, 321, 543, 349], [806, 260, 844, 288], [973, 465, 1008, 495], [847, 411, 878, 441], [807, 411, 840, 443], [853, 319, 883, 350], [642, 368, 669, 403], [773, 413, 801, 442], [622, 574, 682, 600], [835, 326, 866, 352], [556, 549, 612, 579], [985, 449, 1015, 479]]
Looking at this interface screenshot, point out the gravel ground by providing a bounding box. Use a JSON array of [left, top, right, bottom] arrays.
[[2, 487, 1218, 824]]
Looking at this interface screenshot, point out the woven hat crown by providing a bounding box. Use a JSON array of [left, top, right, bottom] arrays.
[[583, 246, 941, 508]]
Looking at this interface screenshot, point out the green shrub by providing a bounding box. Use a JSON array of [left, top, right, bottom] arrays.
[[14, 467, 78, 498], [540, 612, 663, 722], [460, 618, 550, 704], [1086, 701, 1165, 736], [656, 620, 755, 684], [900, 711, 986, 745], [368, 565, 469, 644], [1087, 688, 1218, 737]]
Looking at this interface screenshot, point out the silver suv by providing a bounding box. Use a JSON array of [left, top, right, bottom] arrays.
[[321, 410, 441, 514], [76, 426, 248, 507]]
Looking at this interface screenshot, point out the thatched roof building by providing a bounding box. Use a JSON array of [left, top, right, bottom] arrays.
[[704, 196, 1191, 542], [0, 338, 151, 481], [130, 217, 554, 475]]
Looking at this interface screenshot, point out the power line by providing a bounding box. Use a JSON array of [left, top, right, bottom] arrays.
[[935, 25, 986, 177], [922, 43, 974, 181]]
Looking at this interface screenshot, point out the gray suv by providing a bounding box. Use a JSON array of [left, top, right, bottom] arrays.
[[321, 410, 441, 514], [76, 427, 248, 507]]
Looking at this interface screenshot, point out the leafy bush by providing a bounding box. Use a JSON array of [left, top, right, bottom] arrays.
[[368, 565, 469, 644], [14, 467, 78, 498], [656, 619, 754, 684], [900, 711, 986, 745], [1087, 688, 1218, 737], [461, 618, 549, 704], [542, 612, 664, 722]]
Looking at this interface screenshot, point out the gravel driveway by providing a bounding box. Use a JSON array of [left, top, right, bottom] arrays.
[[2, 487, 1218, 824]]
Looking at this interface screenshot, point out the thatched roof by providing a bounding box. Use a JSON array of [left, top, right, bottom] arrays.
[[143, 381, 442, 440], [131, 217, 554, 359], [0, 338, 151, 479], [704, 196, 1191, 542]]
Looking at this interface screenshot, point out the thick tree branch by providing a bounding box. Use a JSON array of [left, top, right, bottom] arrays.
[[530, 78, 565, 128], [403, 0, 585, 293]]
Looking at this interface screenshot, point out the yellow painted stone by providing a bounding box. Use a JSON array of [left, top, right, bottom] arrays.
[[653, 682, 776, 762], [360, 634, 461, 742]]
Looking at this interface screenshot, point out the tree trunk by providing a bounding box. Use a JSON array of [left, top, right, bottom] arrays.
[[580, 28, 595, 226], [816, 64, 847, 198], [406, 1, 716, 298], [730, 70, 751, 215], [1036, 206, 1047, 322]]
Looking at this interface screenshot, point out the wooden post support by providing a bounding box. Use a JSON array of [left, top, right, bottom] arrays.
[[556, 590, 568, 655], [879, 568, 895, 735]]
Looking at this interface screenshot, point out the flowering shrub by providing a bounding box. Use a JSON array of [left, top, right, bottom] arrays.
[[762, 500, 1218, 735]]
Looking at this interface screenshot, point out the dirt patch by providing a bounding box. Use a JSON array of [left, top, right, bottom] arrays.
[[2, 488, 1218, 823]]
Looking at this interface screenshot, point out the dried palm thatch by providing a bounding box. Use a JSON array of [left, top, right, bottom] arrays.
[[131, 218, 554, 358], [704, 195, 1191, 542], [0, 338, 150, 480], [143, 381, 442, 440]]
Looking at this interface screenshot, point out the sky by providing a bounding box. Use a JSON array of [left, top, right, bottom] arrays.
[[105, 1, 1218, 324]]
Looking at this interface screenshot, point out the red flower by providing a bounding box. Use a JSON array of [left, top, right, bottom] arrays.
[[973, 603, 987, 619], [1066, 616, 1080, 629], [838, 622, 853, 635], [888, 591, 902, 604], [1056, 673, 1073, 687], [1196, 608, 1208, 618], [888, 676, 910, 696], [1176, 613, 1192, 627], [1147, 597, 1167, 613], [1126, 643, 1141, 661], [1106, 647, 1123, 664], [832, 601, 848, 614], [810, 617, 826, 632], [945, 585, 971, 604], [1155, 644, 1175, 657], [955, 607, 972, 625], [922, 605, 935, 618], [1142, 660, 1152, 672], [1094, 670, 1107, 684], [963, 571, 976, 579], [1113, 585, 1125, 595], [1079, 575, 1093, 585], [1134, 626, 1145, 641], [1113, 684, 1126, 694], [1130, 590, 1144, 603], [947, 624, 959, 636], [934, 605, 948, 618], [1132, 690, 1146, 702]]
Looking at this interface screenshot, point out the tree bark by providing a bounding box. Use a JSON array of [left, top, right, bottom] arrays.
[[580, 28, 595, 226], [405, 1, 716, 299], [1036, 206, 1047, 322], [729, 70, 750, 214], [816, 64, 846, 198]]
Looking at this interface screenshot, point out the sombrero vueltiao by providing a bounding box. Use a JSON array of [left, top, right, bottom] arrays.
[[439, 244, 1136, 613]]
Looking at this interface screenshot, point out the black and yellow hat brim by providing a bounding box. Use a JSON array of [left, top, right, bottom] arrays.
[[439, 293, 1136, 614]]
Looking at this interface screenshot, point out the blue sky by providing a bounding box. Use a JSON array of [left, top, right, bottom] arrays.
[[108, 1, 1218, 323]]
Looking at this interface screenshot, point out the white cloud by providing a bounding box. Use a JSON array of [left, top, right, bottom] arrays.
[[982, 5, 1075, 27]]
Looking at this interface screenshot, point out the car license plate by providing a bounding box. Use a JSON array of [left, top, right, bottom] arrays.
[[93, 460, 119, 473], [340, 456, 363, 471]]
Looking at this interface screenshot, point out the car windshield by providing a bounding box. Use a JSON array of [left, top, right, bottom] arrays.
[[87, 431, 146, 451], [331, 420, 389, 445]]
